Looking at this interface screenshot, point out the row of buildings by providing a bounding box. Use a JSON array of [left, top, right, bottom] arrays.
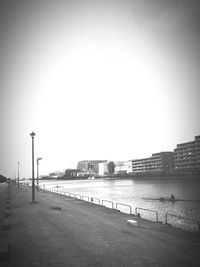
[[47, 135, 200, 179], [75, 135, 200, 177]]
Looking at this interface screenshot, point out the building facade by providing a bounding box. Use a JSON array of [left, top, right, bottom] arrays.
[[173, 135, 200, 174], [114, 161, 132, 174], [49, 171, 65, 179], [98, 162, 109, 176], [77, 160, 107, 175], [76, 135, 200, 177], [131, 152, 173, 174]]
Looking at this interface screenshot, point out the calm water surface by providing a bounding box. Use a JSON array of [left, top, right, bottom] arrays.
[[39, 178, 200, 230]]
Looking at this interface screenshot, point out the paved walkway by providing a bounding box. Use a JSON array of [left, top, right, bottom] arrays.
[[0, 182, 200, 267]]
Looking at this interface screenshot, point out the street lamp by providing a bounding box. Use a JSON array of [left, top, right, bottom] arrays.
[[30, 131, 36, 202], [37, 157, 42, 191], [17, 162, 20, 189]]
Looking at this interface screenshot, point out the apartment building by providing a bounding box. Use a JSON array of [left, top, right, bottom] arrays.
[[173, 135, 200, 173], [76, 135, 200, 176], [131, 152, 173, 174]]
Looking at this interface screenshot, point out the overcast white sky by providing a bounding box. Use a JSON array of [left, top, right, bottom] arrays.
[[0, 0, 200, 178]]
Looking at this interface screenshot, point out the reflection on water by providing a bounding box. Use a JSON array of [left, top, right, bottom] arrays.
[[39, 178, 200, 231]]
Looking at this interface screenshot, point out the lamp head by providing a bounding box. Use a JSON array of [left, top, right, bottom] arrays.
[[30, 131, 36, 138]]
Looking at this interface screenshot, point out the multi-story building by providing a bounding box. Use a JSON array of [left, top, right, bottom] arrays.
[[76, 135, 200, 177], [98, 162, 109, 176], [173, 135, 200, 174], [77, 160, 107, 175], [49, 171, 65, 179], [131, 152, 173, 174], [114, 161, 132, 174]]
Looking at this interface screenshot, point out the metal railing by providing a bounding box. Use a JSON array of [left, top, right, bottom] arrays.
[[116, 203, 132, 214], [135, 207, 159, 222], [37, 187, 200, 233], [91, 197, 100, 205], [69, 193, 75, 198], [102, 200, 114, 209], [82, 195, 90, 201], [75, 194, 82, 199]]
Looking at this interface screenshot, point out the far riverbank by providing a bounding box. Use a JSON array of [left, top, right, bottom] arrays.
[[37, 174, 200, 182]]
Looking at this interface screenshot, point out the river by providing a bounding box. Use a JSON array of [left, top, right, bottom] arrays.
[[37, 177, 200, 231]]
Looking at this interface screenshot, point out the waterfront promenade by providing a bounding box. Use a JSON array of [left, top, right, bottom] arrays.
[[0, 182, 200, 267]]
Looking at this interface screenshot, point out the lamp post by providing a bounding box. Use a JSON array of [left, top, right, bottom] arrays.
[[17, 162, 20, 189], [30, 131, 36, 202], [37, 157, 42, 191]]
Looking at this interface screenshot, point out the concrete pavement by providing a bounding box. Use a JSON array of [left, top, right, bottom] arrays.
[[0, 182, 200, 267]]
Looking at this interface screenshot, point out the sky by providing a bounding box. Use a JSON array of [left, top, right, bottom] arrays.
[[0, 0, 200, 178]]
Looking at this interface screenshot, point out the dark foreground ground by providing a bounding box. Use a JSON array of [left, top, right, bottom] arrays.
[[0, 182, 200, 267]]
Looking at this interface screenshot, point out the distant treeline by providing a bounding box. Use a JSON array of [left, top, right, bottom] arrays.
[[0, 174, 7, 183]]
